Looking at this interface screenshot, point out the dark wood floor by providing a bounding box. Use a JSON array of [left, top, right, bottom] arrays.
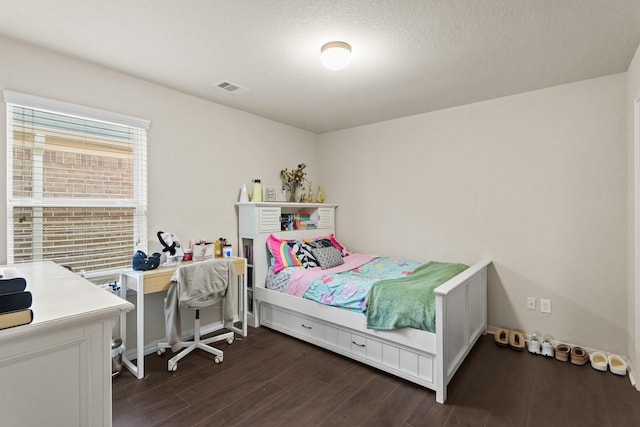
[[113, 327, 640, 426]]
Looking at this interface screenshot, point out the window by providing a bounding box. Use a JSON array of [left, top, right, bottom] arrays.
[[4, 91, 149, 275]]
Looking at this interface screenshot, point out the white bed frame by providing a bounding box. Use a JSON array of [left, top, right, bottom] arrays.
[[237, 204, 490, 403], [254, 237, 490, 404]]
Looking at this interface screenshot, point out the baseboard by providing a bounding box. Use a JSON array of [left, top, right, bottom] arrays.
[[487, 325, 637, 390]]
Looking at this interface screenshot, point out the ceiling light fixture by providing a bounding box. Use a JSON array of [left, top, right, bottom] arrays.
[[320, 41, 352, 70]]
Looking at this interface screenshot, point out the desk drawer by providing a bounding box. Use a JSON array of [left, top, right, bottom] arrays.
[[142, 275, 172, 294]]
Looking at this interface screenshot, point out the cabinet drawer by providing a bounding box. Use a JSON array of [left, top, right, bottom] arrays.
[[338, 331, 379, 360], [350, 333, 367, 357], [262, 306, 323, 341], [297, 318, 323, 341]]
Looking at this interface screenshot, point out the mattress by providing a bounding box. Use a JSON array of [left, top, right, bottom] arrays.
[[265, 254, 469, 332], [266, 254, 420, 311]]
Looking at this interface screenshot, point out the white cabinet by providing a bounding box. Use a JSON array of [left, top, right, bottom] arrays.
[[0, 261, 133, 426], [236, 202, 337, 327]]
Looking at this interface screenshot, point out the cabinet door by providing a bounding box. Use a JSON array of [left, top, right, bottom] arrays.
[[258, 207, 281, 233], [317, 207, 334, 229]]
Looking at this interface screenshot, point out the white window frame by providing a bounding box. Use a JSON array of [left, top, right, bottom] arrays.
[[3, 90, 150, 277]]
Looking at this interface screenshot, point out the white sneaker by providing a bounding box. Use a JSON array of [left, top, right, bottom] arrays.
[[527, 334, 541, 354], [541, 338, 554, 357]]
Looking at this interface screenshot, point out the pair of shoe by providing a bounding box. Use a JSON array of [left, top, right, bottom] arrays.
[[495, 328, 525, 350], [555, 343, 588, 365], [590, 352, 627, 375], [527, 334, 555, 357]]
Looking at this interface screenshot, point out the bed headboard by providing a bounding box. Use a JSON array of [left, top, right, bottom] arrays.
[[236, 202, 338, 292]]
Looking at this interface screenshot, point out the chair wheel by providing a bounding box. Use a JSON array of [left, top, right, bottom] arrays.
[[227, 337, 234, 345], [168, 362, 177, 372], [214, 356, 222, 364]]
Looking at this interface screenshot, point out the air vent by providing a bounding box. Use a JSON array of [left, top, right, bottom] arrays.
[[216, 81, 250, 95]]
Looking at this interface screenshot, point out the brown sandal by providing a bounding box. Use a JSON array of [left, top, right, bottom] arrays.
[[494, 328, 510, 347], [509, 331, 525, 350], [570, 347, 589, 366], [555, 344, 571, 362]]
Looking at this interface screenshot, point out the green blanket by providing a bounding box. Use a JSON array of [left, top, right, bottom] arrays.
[[364, 261, 468, 332]]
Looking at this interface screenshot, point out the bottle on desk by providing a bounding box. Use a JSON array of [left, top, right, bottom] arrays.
[[223, 244, 232, 257]]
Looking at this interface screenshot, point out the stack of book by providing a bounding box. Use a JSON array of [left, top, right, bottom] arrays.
[[280, 214, 295, 231], [296, 218, 318, 229], [280, 213, 318, 230], [243, 244, 253, 265], [0, 277, 34, 330]]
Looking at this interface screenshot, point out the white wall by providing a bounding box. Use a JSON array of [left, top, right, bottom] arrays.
[[318, 74, 628, 353], [627, 42, 640, 379], [0, 34, 634, 358], [0, 35, 319, 346]]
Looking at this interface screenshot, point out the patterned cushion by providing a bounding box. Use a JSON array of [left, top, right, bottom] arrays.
[[306, 238, 334, 249], [310, 246, 344, 270], [304, 234, 349, 256], [266, 234, 302, 273], [288, 240, 320, 268], [266, 266, 304, 292]]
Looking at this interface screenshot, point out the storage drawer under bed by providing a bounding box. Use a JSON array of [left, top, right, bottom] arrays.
[[260, 303, 435, 385]]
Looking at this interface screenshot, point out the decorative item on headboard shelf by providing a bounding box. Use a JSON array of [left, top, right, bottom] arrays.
[[252, 179, 262, 202], [305, 181, 313, 203], [280, 163, 307, 202]]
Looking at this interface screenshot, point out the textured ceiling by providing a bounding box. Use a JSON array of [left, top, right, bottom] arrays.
[[1, 0, 639, 133]]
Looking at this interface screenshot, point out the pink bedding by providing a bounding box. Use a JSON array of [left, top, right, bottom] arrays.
[[284, 253, 378, 297]]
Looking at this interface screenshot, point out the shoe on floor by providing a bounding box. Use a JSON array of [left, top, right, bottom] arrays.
[[509, 331, 525, 351], [608, 354, 627, 376], [570, 347, 589, 366], [541, 338, 555, 357], [590, 351, 608, 371], [494, 328, 509, 347], [527, 334, 541, 354], [555, 343, 571, 362]]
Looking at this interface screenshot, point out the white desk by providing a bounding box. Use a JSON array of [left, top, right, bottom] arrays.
[[119, 257, 247, 379]]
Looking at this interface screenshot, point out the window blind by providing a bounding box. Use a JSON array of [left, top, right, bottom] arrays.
[[4, 91, 149, 274]]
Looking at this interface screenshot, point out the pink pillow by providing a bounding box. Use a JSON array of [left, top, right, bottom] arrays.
[[266, 234, 302, 273], [328, 234, 349, 256]]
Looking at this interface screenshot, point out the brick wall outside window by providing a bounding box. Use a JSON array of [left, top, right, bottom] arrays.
[[11, 132, 137, 272]]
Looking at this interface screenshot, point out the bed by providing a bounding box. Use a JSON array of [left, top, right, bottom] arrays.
[[252, 231, 491, 404]]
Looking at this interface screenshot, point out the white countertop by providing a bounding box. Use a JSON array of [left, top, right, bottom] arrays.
[[0, 261, 134, 341]]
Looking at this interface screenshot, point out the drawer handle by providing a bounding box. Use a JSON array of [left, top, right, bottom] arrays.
[[352, 341, 366, 348], [301, 324, 312, 330]]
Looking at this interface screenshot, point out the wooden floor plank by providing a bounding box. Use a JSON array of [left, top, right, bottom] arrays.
[[275, 363, 371, 426], [112, 328, 640, 427], [317, 373, 398, 427], [526, 355, 570, 426], [361, 380, 425, 426]]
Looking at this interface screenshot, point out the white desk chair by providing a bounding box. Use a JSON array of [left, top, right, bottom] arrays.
[[157, 260, 235, 372]]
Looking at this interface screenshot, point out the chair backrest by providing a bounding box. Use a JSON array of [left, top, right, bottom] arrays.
[[174, 260, 231, 309]]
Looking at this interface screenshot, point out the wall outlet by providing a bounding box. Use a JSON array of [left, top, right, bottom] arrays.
[[540, 298, 552, 314], [527, 297, 536, 310]]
